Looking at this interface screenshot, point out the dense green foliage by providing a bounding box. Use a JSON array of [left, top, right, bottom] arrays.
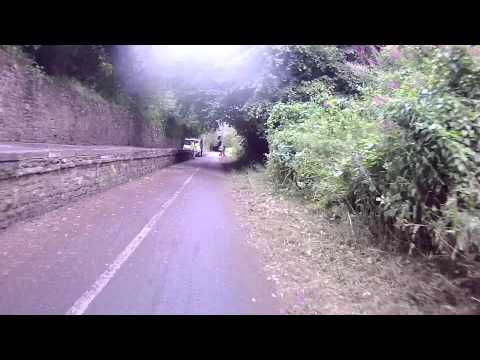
[[5, 44, 477, 256], [266, 46, 480, 256], [183, 45, 371, 160], [1, 45, 373, 150]]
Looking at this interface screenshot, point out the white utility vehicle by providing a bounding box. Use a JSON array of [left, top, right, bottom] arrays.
[[183, 138, 203, 157]]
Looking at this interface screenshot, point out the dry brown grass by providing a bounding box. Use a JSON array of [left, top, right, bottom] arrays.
[[228, 167, 480, 315]]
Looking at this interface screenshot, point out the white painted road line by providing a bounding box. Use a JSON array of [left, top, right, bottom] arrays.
[[65, 168, 199, 315]]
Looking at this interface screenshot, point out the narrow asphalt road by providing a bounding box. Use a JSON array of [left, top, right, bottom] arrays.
[[0, 152, 281, 314]]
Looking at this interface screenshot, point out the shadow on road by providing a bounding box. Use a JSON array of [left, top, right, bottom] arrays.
[[180, 152, 262, 174]]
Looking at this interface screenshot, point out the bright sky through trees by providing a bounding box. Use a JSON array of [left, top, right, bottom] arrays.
[[159, 45, 242, 63]]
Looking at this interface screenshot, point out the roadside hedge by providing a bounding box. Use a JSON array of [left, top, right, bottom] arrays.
[[266, 46, 480, 257]]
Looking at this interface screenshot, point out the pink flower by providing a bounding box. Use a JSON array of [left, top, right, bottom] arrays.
[[390, 47, 401, 61], [389, 81, 400, 90], [372, 96, 386, 106]]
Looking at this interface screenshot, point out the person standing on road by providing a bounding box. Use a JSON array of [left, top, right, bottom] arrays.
[[191, 141, 196, 159], [219, 142, 225, 159]]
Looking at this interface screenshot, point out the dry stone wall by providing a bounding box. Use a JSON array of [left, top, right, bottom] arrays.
[[0, 146, 193, 230], [0, 49, 193, 230]]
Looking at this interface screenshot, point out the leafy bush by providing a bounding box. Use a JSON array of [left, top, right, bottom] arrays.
[[267, 45, 480, 257], [359, 46, 480, 255], [266, 90, 380, 208]]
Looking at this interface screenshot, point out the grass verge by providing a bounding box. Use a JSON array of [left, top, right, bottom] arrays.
[[228, 167, 480, 314]]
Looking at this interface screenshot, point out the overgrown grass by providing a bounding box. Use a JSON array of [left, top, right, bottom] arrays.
[[0, 46, 126, 108], [53, 76, 113, 105], [229, 167, 480, 314], [0, 46, 49, 81]]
